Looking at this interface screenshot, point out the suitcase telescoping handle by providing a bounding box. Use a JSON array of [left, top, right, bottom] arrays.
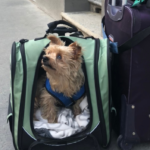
[[46, 20, 78, 36], [111, 0, 127, 6]]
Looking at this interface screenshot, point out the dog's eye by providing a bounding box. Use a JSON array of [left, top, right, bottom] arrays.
[[57, 55, 62, 60]]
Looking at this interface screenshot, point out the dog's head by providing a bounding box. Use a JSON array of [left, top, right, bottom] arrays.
[[42, 35, 83, 77]]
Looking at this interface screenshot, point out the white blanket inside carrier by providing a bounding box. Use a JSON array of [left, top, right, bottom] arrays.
[[34, 96, 90, 139]]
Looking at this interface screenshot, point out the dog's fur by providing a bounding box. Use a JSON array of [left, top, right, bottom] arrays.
[[34, 35, 85, 123]]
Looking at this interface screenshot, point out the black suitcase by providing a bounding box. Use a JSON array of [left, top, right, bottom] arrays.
[[104, 0, 150, 149]]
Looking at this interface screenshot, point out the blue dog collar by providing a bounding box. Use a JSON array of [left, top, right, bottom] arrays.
[[45, 78, 85, 107]]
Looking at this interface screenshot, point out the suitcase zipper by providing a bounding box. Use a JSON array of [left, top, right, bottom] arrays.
[[30, 45, 93, 144], [94, 39, 107, 146], [18, 43, 27, 149], [11, 42, 18, 150]]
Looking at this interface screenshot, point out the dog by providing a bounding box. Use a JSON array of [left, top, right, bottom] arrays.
[[34, 35, 85, 123]]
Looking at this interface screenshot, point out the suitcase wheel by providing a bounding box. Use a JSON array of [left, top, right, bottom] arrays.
[[117, 135, 133, 150]]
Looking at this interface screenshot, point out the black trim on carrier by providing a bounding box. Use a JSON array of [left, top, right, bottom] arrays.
[[34, 35, 47, 41], [18, 43, 27, 150], [94, 39, 107, 147], [29, 37, 93, 146], [107, 39, 112, 147], [8, 94, 13, 133], [28, 134, 100, 150], [11, 42, 18, 150]]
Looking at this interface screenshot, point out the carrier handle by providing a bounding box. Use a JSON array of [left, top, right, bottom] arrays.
[[46, 20, 78, 36]]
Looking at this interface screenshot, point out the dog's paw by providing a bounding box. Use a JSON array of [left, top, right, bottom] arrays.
[[47, 117, 57, 123], [73, 107, 81, 117]]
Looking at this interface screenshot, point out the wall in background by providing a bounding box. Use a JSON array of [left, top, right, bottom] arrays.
[[33, 0, 90, 19]]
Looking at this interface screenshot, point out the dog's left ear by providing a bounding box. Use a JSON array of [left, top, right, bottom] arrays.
[[69, 42, 82, 60], [47, 35, 64, 46]]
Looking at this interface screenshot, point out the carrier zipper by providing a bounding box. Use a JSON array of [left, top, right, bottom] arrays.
[[94, 39, 107, 146], [18, 43, 27, 150], [30, 42, 93, 144], [11, 42, 18, 150]]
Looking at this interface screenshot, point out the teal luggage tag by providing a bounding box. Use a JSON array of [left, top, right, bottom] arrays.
[[132, 0, 145, 7]]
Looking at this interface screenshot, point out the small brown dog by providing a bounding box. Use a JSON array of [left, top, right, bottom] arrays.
[[34, 35, 85, 123]]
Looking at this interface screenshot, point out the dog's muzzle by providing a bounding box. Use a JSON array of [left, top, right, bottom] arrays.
[[43, 56, 56, 70], [43, 56, 49, 62]]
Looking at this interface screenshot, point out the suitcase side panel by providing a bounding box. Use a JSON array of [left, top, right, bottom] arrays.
[[129, 6, 150, 141], [105, 0, 150, 142]]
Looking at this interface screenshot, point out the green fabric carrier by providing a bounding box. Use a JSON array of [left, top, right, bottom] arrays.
[[7, 20, 113, 150]]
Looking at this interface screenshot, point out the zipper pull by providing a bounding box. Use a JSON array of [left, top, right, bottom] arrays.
[[19, 39, 29, 44]]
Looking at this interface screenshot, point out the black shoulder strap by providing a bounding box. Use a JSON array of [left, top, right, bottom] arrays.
[[102, 17, 150, 54], [118, 26, 150, 53]]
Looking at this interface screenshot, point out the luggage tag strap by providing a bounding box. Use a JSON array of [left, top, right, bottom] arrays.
[[132, 0, 150, 8], [132, 0, 145, 7]]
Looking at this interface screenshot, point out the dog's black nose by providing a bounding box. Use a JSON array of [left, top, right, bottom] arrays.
[[43, 56, 49, 62]]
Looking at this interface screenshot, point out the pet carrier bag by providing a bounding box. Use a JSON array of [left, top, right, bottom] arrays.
[[7, 20, 113, 150], [103, 0, 150, 149]]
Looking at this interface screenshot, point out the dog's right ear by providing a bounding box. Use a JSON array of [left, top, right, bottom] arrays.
[[47, 35, 64, 46], [69, 42, 82, 60]]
